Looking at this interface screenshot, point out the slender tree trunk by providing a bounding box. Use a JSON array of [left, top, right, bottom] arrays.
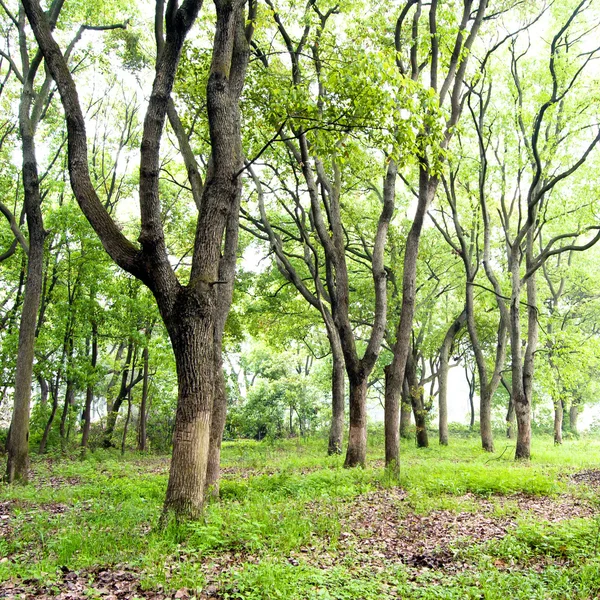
[[344, 377, 368, 467], [121, 363, 136, 456], [60, 379, 75, 451], [205, 355, 227, 498], [5, 28, 47, 481], [385, 173, 437, 467], [400, 378, 412, 439], [39, 377, 60, 453], [103, 340, 135, 448], [438, 310, 466, 445], [137, 344, 149, 451], [553, 398, 563, 445], [81, 322, 98, 452], [506, 398, 515, 439], [327, 325, 345, 455], [38, 375, 48, 407]]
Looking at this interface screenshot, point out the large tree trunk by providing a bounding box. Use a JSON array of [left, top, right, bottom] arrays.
[[438, 310, 466, 445], [344, 378, 368, 467], [162, 300, 216, 520]]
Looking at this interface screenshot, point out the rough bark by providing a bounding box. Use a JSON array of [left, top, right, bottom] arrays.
[[437, 309, 466, 445], [344, 378, 368, 467]]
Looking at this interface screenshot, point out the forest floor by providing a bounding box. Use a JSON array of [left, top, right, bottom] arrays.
[[1, 432, 600, 599]]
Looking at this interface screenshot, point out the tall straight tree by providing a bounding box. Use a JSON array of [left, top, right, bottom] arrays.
[[384, 0, 489, 471], [22, 0, 255, 518]]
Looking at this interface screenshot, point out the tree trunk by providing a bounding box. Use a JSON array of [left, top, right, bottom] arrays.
[[328, 326, 345, 455], [5, 27, 47, 481], [553, 397, 563, 445], [406, 351, 428, 448], [400, 378, 412, 439], [121, 364, 136, 456], [103, 340, 136, 448], [162, 301, 217, 520], [38, 375, 48, 407], [569, 403, 579, 435], [384, 171, 437, 467], [506, 397, 515, 439], [39, 375, 60, 453], [59, 378, 76, 451], [344, 378, 368, 467], [137, 344, 149, 451], [438, 310, 466, 445], [81, 322, 98, 452], [205, 356, 227, 499]]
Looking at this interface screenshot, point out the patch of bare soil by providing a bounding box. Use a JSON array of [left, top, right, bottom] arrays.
[[312, 489, 595, 573]]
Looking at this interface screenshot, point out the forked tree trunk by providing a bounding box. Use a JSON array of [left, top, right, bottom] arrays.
[[344, 378, 368, 467]]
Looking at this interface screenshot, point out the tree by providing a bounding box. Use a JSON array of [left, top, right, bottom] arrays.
[[22, 0, 255, 519], [383, 0, 490, 472]]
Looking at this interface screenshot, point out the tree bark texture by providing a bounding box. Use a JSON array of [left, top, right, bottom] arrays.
[[344, 378, 368, 467]]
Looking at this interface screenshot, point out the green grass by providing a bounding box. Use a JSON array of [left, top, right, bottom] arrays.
[[1, 433, 600, 598]]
